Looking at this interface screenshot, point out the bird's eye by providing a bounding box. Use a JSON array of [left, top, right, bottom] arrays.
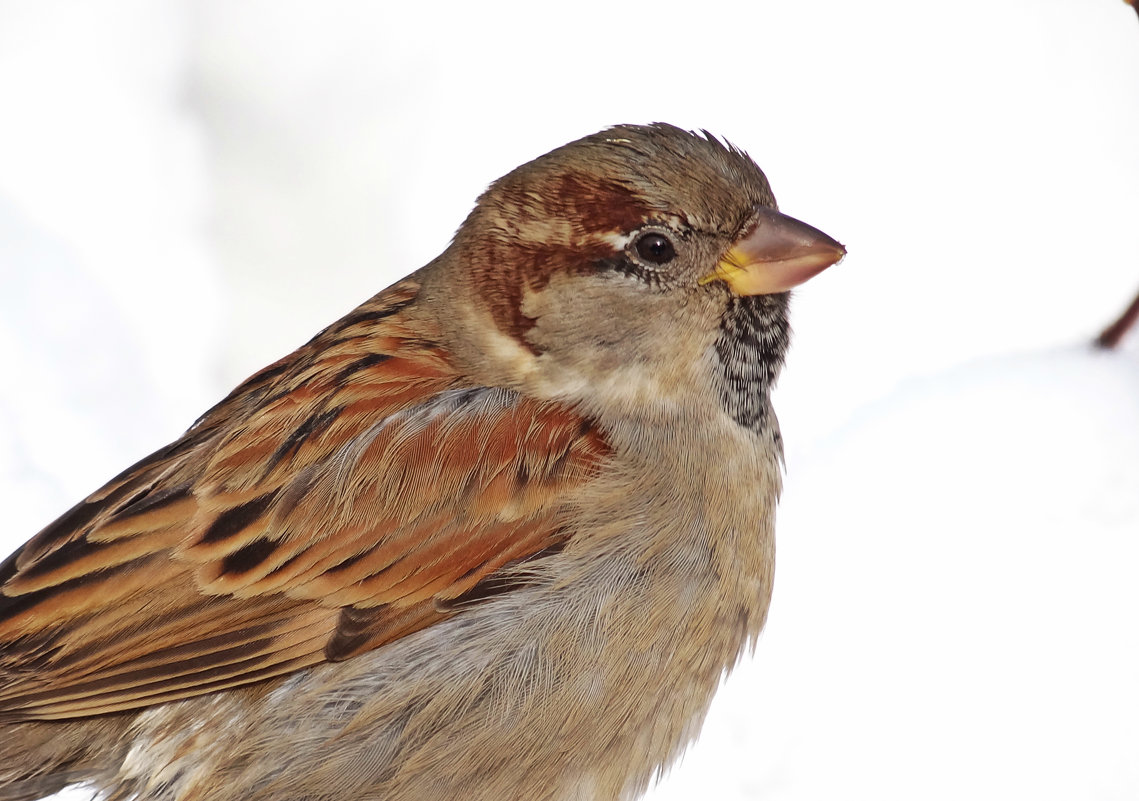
[[633, 231, 677, 265]]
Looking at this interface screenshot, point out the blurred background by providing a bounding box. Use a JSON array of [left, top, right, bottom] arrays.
[[1, 1, 1137, 799]]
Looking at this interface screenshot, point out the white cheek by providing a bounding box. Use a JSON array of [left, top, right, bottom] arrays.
[[482, 322, 541, 378], [597, 365, 678, 407], [528, 365, 592, 401], [533, 360, 697, 420]]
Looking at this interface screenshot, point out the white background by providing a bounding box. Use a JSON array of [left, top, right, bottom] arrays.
[[1, 1, 1137, 799]]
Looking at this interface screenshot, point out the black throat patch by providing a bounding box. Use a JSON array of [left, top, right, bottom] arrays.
[[714, 294, 790, 430]]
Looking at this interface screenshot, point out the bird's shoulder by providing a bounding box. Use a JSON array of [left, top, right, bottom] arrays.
[[0, 276, 611, 720]]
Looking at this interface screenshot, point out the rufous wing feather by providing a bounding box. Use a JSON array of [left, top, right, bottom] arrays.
[[0, 278, 610, 721]]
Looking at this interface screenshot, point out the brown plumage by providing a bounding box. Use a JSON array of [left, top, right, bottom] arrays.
[[0, 123, 843, 801]]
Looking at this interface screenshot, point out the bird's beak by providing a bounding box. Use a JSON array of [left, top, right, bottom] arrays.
[[698, 207, 845, 296]]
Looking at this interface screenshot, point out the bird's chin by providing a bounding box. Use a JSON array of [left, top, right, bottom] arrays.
[[718, 288, 791, 328], [713, 293, 791, 431]]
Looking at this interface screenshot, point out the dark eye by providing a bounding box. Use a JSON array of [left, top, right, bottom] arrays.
[[633, 231, 676, 265]]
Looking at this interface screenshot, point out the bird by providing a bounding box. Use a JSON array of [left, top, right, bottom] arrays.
[[0, 123, 844, 801]]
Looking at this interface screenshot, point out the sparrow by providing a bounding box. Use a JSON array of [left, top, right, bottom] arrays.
[[0, 123, 844, 801]]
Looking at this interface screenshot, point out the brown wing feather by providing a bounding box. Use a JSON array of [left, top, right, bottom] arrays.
[[0, 277, 610, 721]]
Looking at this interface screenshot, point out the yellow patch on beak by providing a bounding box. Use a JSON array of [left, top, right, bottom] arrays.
[[700, 208, 845, 296], [698, 247, 753, 290]]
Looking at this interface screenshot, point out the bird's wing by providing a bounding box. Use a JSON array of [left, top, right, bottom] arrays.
[[0, 277, 610, 721]]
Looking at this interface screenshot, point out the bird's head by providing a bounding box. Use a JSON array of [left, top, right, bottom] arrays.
[[437, 123, 845, 426]]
